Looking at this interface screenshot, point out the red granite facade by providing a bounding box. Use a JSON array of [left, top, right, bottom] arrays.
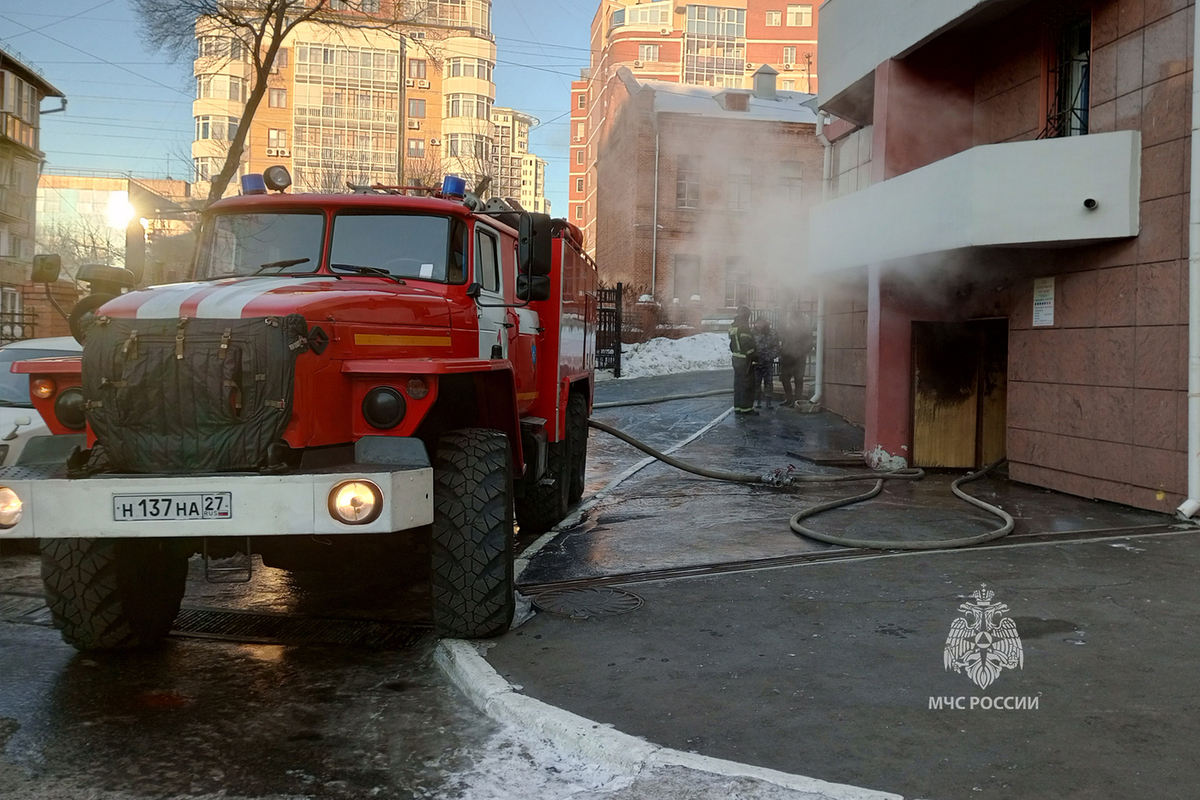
[[817, 0, 1195, 512]]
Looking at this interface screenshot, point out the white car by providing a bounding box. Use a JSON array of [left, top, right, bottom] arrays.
[[0, 336, 82, 466]]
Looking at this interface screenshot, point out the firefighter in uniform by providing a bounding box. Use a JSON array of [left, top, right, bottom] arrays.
[[729, 306, 759, 415]]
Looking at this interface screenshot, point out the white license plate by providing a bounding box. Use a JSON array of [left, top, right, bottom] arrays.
[[113, 493, 233, 521]]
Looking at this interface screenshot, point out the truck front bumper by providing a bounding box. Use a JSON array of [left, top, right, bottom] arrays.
[[0, 463, 433, 539]]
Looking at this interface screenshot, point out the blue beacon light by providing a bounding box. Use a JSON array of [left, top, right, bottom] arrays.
[[241, 174, 268, 195]]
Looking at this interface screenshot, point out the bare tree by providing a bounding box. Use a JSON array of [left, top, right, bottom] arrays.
[[36, 217, 126, 282], [444, 117, 496, 197], [133, 0, 438, 205]]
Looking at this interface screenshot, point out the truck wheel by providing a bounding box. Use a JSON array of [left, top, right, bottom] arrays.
[[567, 392, 588, 504], [514, 435, 570, 536], [40, 538, 188, 650], [431, 429, 515, 638]]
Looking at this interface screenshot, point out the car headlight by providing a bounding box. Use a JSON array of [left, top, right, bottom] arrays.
[[54, 387, 87, 430], [362, 387, 405, 430], [328, 480, 382, 525], [0, 486, 23, 529]]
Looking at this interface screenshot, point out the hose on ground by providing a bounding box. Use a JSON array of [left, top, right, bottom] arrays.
[[788, 459, 1013, 550], [592, 388, 731, 410], [587, 417, 1013, 551]]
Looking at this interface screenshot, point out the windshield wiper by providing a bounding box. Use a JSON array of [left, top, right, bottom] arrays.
[[259, 257, 311, 271], [0, 400, 29, 408], [201, 258, 312, 281], [329, 264, 405, 284]]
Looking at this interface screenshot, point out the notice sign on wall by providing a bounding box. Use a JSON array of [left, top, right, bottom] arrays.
[[1032, 277, 1055, 327]]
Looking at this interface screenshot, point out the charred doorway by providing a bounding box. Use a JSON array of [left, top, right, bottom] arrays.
[[911, 319, 1008, 469]]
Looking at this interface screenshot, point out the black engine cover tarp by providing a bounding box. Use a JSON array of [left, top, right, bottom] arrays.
[[82, 314, 309, 473]]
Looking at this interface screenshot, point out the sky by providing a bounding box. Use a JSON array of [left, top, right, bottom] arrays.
[[0, 0, 595, 214]]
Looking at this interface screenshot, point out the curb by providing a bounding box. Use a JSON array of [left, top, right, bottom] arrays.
[[435, 639, 904, 800]]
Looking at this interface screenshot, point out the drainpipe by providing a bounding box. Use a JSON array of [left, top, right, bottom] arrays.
[[810, 111, 833, 405], [651, 129, 660, 297], [1180, 7, 1200, 519]]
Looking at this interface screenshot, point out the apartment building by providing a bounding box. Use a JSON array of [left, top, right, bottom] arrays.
[[570, 0, 821, 254], [596, 65, 822, 318], [811, 0, 1197, 515], [491, 106, 550, 212], [191, 0, 500, 195], [0, 49, 64, 340]]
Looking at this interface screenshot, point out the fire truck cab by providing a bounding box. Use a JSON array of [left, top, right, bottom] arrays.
[[3, 172, 597, 649]]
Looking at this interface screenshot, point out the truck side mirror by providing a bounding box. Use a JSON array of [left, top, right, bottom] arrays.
[[516, 274, 552, 302], [466, 281, 482, 299], [518, 213, 553, 277], [31, 254, 61, 284]]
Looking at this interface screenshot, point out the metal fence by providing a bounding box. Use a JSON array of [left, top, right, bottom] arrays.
[[596, 283, 623, 377], [0, 310, 36, 344]]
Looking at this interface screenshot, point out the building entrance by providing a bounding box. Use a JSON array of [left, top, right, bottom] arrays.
[[911, 319, 1008, 469]]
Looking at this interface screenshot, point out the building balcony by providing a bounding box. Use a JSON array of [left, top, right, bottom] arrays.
[[809, 130, 1141, 275], [820, 0, 1010, 110]]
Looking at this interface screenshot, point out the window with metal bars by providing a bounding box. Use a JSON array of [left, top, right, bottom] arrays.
[[1042, 17, 1090, 139]]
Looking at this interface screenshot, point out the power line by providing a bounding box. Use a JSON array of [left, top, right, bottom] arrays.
[[494, 35, 591, 53], [494, 59, 579, 78], [1, 0, 118, 42], [0, 14, 192, 97]]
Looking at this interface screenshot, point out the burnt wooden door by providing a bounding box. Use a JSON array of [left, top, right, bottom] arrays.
[[911, 320, 1008, 469]]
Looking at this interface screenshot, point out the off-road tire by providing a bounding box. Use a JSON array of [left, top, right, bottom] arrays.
[[40, 538, 188, 650], [431, 429, 515, 638], [514, 434, 571, 536], [566, 392, 588, 504]]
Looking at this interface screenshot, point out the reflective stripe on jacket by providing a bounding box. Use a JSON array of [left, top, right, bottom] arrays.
[[729, 324, 756, 359]]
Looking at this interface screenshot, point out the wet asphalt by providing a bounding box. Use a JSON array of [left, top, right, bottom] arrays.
[[3, 368, 825, 800], [3, 366, 1189, 799], [494, 374, 1197, 800]]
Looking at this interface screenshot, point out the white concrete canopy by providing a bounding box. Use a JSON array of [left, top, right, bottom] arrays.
[[808, 130, 1142, 274]]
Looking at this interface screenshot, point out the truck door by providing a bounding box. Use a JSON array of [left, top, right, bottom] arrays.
[[503, 238, 539, 407], [475, 226, 508, 360]]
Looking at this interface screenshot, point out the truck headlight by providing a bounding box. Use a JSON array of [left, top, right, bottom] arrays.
[[0, 486, 23, 528], [362, 387, 405, 429], [54, 387, 87, 430], [328, 480, 382, 525], [31, 378, 55, 400]]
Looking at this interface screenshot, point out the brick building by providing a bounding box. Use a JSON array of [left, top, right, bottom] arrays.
[[0, 48, 64, 341], [572, 0, 822, 256], [810, 0, 1199, 515], [596, 65, 824, 319]]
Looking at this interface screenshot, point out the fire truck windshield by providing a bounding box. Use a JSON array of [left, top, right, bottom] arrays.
[[328, 213, 467, 284], [195, 212, 324, 280]]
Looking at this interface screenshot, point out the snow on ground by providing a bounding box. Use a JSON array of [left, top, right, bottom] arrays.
[[612, 333, 730, 380]]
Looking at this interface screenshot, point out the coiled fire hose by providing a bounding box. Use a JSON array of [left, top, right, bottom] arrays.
[[586, 415, 1014, 551]]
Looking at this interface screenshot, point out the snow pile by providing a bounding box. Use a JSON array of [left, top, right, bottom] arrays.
[[448, 723, 635, 799], [617, 333, 730, 379]]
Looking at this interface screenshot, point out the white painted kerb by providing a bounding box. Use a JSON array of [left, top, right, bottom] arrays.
[[809, 130, 1141, 275], [436, 639, 904, 800]]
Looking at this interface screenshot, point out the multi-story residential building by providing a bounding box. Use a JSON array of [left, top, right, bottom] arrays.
[[0, 49, 64, 340], [490, 107, 550, 212], [192, 1, 498, 196], [810, 0, 1199, 516], [571, 0, 821, 254], [596, 65, 822, 317]]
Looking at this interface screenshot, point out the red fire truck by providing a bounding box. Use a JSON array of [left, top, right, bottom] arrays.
[[3, 170, 597, 650]]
